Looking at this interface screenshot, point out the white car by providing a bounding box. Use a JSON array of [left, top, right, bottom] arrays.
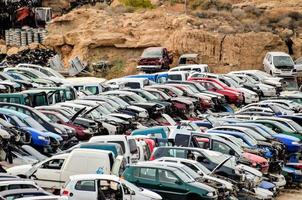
[[263, 52, 297, 77], [229, 72, 278, 97], [0, 180, 41, 192], [61, 174, 162, 200]]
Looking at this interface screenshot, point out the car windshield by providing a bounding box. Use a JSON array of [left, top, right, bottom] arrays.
[[173, 168, 195, 183], [254, 71, 272, 79], [204, 150, 236, 169], [139, 90, 158, 101], [243, 128, 267, 141], [108, 96, 129, 107], [190, 83, 206, 91], [224, 77, 241, 88], [142, 49, 162, 58], [23, 117, 47, 132], [194, 162, 212, 175], [210, 82, 224, 90], [287, 120, 302, 132], [47, 68, 65, 79], [100, 102, 116, 112], [273, 56, 294, 67], [129, 93, 148, 103]]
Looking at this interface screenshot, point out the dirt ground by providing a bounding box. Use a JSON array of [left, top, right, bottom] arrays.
[[277, 189, 302, 200]]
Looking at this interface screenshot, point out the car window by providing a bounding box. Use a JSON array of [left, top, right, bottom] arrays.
[[41, 159, 65, 170], [175, 134, 190, 146], [212, 140, 234, 155], [168, 74, 182, 81], [181, 162, 200, 173], [111, 141, 126, 153], [75, 180, 96, 192], [158, 169, 178, 183], [137, 168, 156, 181]]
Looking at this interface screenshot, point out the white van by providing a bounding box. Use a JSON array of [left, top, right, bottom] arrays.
[[6, 149, 124, 191], [167, 71, 189, 81], [263, 52, 297, 77], [89, 135, 139, 164], [106, 78, 151, 89]]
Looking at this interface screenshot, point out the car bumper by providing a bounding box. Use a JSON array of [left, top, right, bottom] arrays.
[[244, 95, 260, 104], [137, 65, 162, 70], [262, 90, 277, 97]]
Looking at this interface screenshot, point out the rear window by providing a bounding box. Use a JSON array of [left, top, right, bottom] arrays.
[[128, 139, 138, 154], [111, 141, 126, 153], [75, 180, 95, 191], [168, 74, 182, 81], [154, 148, 186, 159], [135, 167, 156, 181], [125, 82, 141, 89]]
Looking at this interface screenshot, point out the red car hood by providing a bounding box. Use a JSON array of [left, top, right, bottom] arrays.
[[243, 152, 268, 164]]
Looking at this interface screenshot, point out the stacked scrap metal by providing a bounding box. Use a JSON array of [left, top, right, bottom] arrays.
[[4, 48, 56, 66], [5, 28, 47, 46]]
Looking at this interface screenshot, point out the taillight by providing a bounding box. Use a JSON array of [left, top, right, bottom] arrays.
[[62, 190, 69, 196], [150, 155, 155, 161]]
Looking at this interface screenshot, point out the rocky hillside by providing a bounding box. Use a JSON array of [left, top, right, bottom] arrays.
[[43, 0, 302, 76]]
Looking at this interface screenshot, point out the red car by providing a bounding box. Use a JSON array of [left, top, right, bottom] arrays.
[[39, 110, 94, 141], [190, 79, 243, 105], [137, 47, 173, 72]]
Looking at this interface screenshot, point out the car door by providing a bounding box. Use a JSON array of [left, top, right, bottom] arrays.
[[157, 169, 187, 200], [32, 158, 65, 189], [132, 167, 158, 191], [71, 179, 97, 200]]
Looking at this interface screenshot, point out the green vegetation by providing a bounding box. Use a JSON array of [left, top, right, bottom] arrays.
[[118, 0, 154, 9]]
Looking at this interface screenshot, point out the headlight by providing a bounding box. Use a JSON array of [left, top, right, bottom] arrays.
[[207, 192, 215, 197], [295, 170, 302, 175], [38, 136, 47, 141], [138, 111, 149, 118], [291, 141, 300, 145], [54, 127, 63, 134]]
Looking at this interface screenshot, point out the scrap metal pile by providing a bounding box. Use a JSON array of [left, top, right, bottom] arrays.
[[0, 51, 302, 199], [3, 48, 56, 66]]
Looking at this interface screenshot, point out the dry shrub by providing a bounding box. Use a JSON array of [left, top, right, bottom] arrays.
[[191, 0, 232, 11], [118, 0, 154, 9], [218, 25, 235, 34], [104, 59, 125, 79], [232, 8, 246, 19], [243, 5, 263, 17]]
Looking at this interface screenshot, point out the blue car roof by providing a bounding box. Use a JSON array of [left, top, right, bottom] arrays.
[[0, 108, 30, 118]]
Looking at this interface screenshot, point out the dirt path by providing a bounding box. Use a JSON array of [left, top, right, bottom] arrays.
[[277, 189, 302, 200]]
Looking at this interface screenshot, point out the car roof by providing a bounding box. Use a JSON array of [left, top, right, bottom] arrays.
[[130, 162, 180, 171], [0, 188, 48, 196], [0, 180, 36, 185], [144, 47, 164, 51], [179, 53, 198, 58], [69, 174, 120, 182], [267, 52, 291, 56], [0, 108, 30, 118]]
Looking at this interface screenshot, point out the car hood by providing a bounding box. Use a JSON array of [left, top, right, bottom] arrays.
[[42, 131, 63, 141], [238, 88, 257, 95], [262, 79, 282, 87], [237, 164, 262, 177], [189, 181, 217, 192], [6, 164, 32, 176], [204, 175, 233, 190], [127, 105, 147, 112], [273, 133, 300, 142], [109, 113, 134, 120], [243, 152, 267, 164]]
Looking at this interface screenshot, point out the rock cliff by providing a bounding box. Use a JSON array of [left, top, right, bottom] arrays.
[[43, 1, 302, 74]]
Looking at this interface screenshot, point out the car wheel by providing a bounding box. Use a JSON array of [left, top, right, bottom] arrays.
[[187, 193, 202, 200]]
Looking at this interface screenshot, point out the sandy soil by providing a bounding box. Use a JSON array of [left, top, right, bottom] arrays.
[[277, 189, 302, 200]]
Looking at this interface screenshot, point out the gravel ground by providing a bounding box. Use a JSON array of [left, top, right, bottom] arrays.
[[277, 189, 302, 200]]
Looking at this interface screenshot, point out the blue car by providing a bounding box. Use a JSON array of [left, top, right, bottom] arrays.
[[131, 126, 169, 138], [282, 166, 302, 184], [127, 72, 168, 83], [0, 108, 62, 147]]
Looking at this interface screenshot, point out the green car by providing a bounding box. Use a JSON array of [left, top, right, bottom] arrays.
[[0, 90, 48, 107], [123, 163, 218, 200], [251, 120, 302, 140]]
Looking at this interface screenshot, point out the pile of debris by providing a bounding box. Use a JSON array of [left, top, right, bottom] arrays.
[[3, 48, 56, 66]]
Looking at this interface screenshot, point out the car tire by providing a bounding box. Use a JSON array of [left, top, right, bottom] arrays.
[[187, 193, 202, 200]]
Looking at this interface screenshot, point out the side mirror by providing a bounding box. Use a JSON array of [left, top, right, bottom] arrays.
[[130, 190, 135, 195], [175, 180, 182, 185], [197, 170, 203, 176], [229, 149, 236, 156]]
